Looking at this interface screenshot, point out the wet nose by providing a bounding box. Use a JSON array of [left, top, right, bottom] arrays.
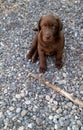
[[46, 33, 51, 39]]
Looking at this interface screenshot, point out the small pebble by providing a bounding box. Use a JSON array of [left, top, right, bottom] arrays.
[[0, 112, 3, 118], [18, 126, 24, 130], [21, 110, 27, 117], [9, 107, 14, 111], [4, 89, 8, 94], [46, 95, 51, 101], [67, 126, 72, 130], [16, 108, 21, 113], [28, 123, 33, 128], [54, 124, 58, 129], [56, 108, 62, 114], [81, 126, 83, 130], [63, 73, 66, 78], [15, 94, 21, 99], [25, 100, 31, 105], [67, 102, 73, 107], [49, 115, 53, 120]]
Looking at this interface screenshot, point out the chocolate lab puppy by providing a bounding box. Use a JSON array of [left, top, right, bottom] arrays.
[[26, 14, 65, 73]]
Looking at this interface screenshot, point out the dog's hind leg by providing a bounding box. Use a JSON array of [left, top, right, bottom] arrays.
[[26, 33, 38, 60], [32, 49, 38, 62]]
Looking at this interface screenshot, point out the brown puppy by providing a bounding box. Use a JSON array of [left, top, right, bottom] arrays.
[[26, 14, 65, 73]]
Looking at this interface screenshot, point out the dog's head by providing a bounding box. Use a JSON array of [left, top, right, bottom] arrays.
[[38, 14, 63, 42]]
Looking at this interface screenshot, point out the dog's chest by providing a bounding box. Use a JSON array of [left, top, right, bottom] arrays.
[[42, 44, 57, 56]]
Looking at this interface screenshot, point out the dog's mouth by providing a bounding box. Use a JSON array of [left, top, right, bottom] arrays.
[[43, 36, 54, 42]]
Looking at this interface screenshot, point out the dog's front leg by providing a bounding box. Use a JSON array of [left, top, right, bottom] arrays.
[[38, 50, 46, 73], [55, 51, 63, 69]]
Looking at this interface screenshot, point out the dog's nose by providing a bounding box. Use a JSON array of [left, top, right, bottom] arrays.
[[46, 33, 51, 39]]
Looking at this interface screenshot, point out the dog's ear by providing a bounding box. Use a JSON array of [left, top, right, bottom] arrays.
[[38, 16, 42, 31], [56, 17, 63, 31]]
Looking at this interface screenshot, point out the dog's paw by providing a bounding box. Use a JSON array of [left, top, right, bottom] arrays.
[[32, 57, 37, 63], [56, 62, 63, 69], [26, 53, 32, 59], [39, 66, 46, 73], [32, 52, 38, 63]]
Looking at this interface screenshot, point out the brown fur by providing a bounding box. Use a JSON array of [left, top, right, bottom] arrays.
[[26, 14, 65, 73]]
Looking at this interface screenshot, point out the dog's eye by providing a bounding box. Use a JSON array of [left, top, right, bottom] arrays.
[[50, 24, 55, 28], [51, 25, 55, 29]]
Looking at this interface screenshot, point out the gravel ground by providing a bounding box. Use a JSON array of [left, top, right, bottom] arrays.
[[0, 0, 83, 130]]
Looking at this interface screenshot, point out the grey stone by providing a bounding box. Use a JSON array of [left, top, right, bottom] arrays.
[[16, 108, 21, 113], [81, 126, 83, 130], [21, 110, 27, 117], [27, 123, 33, 128], [18, 126, 24, 130], [67, 127, 72, 130], [49, 115, 53, 120], [46, 95, 51, 101]]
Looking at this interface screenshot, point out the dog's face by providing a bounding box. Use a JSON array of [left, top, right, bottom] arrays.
[[38, 14, 63, 42]]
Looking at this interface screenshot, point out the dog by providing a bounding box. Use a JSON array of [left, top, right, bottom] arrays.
[[26, 14, 65, 73]]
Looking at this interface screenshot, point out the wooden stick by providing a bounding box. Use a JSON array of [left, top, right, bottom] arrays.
[[28, 73, 83, 108]]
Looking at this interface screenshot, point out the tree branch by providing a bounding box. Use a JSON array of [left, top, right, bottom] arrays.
[[27, 73, 83, 108]]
